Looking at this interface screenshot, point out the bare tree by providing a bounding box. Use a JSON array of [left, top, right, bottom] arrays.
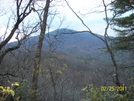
[[0, 0, 35, 64], [31, 0, 51, 100], [65, 0, 121, 87]]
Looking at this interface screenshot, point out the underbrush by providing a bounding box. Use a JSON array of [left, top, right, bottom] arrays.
[[81, 84, 134, 101]]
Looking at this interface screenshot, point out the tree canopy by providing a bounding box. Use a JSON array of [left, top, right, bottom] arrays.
[[111, 0, 134, 51]]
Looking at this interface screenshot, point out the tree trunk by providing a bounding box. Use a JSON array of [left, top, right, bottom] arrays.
[[31, 0, 50, 101]]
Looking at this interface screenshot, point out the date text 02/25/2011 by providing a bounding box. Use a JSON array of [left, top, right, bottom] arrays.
[[101, 86, 127, 92]]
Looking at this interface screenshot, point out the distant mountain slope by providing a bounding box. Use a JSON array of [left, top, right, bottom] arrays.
[[57, 31, 105, 57], [43, 28, 110, 61], [9, 28, 111, 62], [7, 28, 133, 80]]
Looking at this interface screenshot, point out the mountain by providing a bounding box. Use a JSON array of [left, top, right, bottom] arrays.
[[13, 28, 132, 70], [5, 28, 132, 86], [9, 28, 110, 62], [43, 28, 110, 61]]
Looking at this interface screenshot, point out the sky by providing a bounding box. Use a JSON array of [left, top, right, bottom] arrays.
[[59, 0, 116, 36], [0, 0, 116, 42]]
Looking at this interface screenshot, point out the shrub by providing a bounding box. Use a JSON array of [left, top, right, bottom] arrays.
[[81, 84, 134, 101]]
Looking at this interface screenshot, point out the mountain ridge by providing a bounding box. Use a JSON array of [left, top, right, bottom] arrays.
[[9, 28, 111, 62]]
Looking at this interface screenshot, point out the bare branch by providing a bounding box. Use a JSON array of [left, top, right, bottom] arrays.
[[65, 0, 121, 87], [0, 22, 39, 64], [65, 0, 105, 43], [0, 0, 34, 50], [0, 0, 36, 64], [0, 72, 18, 77], [102, 0, 120, 86]]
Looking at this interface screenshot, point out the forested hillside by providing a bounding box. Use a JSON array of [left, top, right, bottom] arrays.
[[0, 0, 134, 101], [1, 28, 134, 101]]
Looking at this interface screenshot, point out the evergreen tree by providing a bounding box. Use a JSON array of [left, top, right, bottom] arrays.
[[111, 0, 134, 50]]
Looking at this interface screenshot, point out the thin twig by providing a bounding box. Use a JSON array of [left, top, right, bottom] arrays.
[[65, 0, 105, 43]]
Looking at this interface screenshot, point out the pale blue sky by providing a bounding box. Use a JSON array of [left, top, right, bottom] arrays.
[[0, 0, 116, 42], [56, 0, 116, 36]]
